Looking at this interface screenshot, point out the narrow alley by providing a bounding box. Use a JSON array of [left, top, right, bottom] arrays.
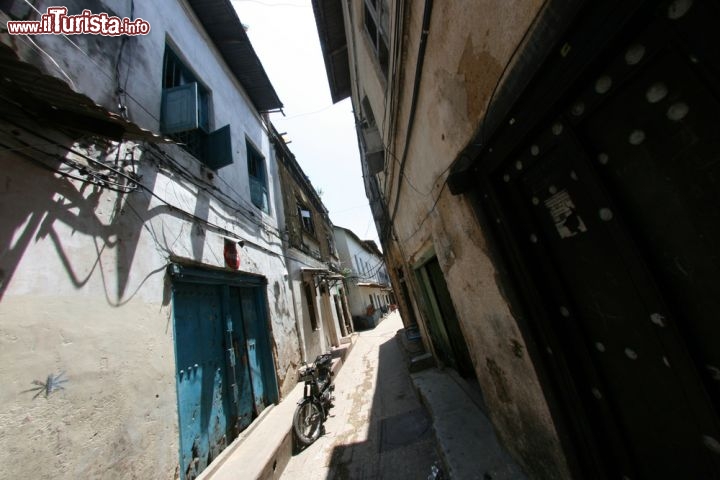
[[3, 1, 720, 478], [282, 311, 439, 480]]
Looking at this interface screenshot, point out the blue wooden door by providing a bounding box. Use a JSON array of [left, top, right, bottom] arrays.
[[238, 287, 269, 414], [226, 287, 256, 430], [171, 266, 279, 479], [172, 283, 230, 480]]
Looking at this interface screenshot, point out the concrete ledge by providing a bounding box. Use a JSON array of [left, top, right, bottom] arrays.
[[196, 404, 277, 480], [330, 333, 357, 377], [409, 352, 434, 373], [198, 383, 303, 480], [411, 369, 527, 480], [201, 334, 358, 480]]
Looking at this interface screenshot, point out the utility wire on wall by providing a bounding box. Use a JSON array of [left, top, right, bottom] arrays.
[[144, 143, 283, 238], [7, 1, 336, 273], [2, 121, 340, 273], [393, 0, 552, 244], [20, 0, 159, 123]]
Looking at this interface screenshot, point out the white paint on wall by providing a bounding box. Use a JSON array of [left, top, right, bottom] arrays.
[[0, 1, 302, 477]]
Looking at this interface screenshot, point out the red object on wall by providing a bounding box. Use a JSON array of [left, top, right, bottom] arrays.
[[224, 239, 240, 269]]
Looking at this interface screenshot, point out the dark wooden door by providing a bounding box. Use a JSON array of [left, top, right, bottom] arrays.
[[491, 5, 720, 475], [504, 136, 720, 478]]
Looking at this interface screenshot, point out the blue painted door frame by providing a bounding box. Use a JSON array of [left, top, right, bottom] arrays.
[[169, 265, 279, 480]]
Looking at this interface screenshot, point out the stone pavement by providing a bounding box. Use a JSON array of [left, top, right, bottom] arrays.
[[201, 310, 527, 480], [280, 311, 440, 480], [396, 326, 528, 480], [412, 370, 527, 480]]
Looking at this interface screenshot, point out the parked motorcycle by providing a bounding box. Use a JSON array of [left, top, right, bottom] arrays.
[[293, 353, 334, 446]]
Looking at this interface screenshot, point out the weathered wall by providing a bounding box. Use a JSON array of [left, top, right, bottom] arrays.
[[0, 0, 302, 477], [343, 0, 572, 478], [285, 255, 330, 362], [274, 136, 345, 361], [0, 135, 300, 479], [0, 151, 178, 479], [276, 148, 334, 262]]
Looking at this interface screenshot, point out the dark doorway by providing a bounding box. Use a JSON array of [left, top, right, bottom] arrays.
[[416, 257, 476, 378]]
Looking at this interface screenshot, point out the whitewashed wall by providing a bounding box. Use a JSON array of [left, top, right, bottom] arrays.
[[333, 227, 386, 317], [0, 0, 301, 478]]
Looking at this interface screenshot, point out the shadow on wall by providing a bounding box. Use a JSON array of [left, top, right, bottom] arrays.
[[0, 138, 212, 307], [0, 141, 157, 305]]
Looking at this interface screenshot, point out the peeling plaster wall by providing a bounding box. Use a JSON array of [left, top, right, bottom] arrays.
[[274, 140, 345, 363], [343, 0, 572, 478], [0, 0, 302, 477], [1, 154, 175, 479]]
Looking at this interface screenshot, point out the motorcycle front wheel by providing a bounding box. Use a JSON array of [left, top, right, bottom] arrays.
[[293, 399, 323, 446]]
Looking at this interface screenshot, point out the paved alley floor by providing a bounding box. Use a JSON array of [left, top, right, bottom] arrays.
[[281, 311, 440, 480]]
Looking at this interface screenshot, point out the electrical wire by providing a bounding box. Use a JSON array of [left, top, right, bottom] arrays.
[[144, 143, 283, 238], [381, 0, 406, 195], [4, 122, 341, 273], [395, 0, 552, 245], [15, 136, 139, 191], [356, 257, 388, 282], [20, 0, 161, 124], [5, 5, 346, 275], [3, 96, 296, 256], [1, 110, 282, 236], [383, 146, 435, 197], [3, 141, 136, 193], [400, 181, 446, 243], [386, 0, 434, 226], [281, 104, 336, 120], [114, 0, 135, 119], [343, 248, 388, 283], [1, 115, 280, 242], [10, 32, 76, 89]]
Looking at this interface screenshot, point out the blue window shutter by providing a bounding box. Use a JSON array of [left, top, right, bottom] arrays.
[[161, 83, 199, 134], [205, 124, 233, 170]]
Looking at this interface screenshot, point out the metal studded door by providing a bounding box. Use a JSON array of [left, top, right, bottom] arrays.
[[487, 5, 720, 476], [499, 136, 720, 478]]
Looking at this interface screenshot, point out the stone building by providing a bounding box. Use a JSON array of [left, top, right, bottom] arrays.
[[272, 125, 352, 362], [313, 0, 720, 478], [0, 1, 304, 478]]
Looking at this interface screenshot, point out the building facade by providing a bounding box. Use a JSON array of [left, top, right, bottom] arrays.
[[333, 226, 391, 329], [272, 125, 352, 362], [0, 1, 303, 479], [314, 0, 720, 478]]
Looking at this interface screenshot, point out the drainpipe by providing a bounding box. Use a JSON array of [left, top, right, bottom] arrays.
[[389, 0, 434, 224]]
